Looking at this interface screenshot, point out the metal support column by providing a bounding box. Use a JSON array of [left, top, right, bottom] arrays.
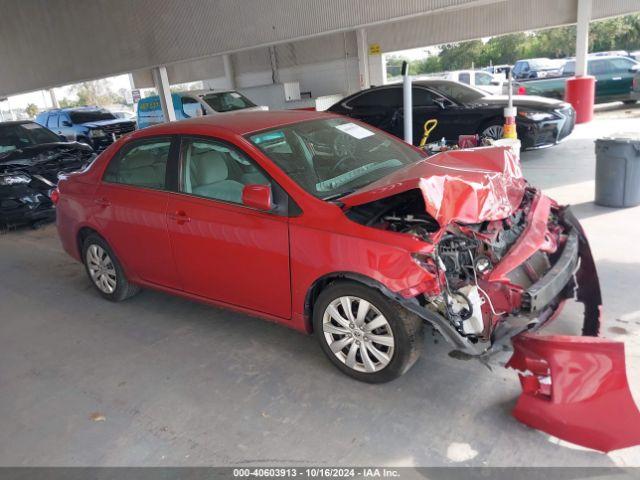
[[222, 54, 236, 90], [152, 66, 176, 122], [356, 28, 370, 90]]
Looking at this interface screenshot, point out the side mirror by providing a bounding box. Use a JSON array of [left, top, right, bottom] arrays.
[[242, 184, 272, 211], [490, 79, 501, 86], [630, 65, 640, 72], [434, 98, 447, 110], [61, 120, 72, 127]]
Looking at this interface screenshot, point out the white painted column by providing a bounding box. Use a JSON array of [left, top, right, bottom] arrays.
[[222, 54, 236, 90], [575, 0, 592, 77], [356, 28, 370, 90], [152, 66, 176, 122], [49, 89, 60, 108], [368, 54, 386, 87]]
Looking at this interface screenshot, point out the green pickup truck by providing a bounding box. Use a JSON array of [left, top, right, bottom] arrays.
[[516, 56, 640, 104]]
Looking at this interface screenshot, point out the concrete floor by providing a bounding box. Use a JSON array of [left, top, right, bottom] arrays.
[[1, 108, 640, 467]]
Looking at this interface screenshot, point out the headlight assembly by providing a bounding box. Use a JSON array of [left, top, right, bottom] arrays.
[[0, 174, 31, 186], [89, 129, 106, 138], [518, 110, 556, 121]]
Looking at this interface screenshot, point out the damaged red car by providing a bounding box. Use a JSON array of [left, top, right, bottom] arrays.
[[54, 111, 640, 451]]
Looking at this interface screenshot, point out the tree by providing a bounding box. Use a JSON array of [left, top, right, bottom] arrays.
[[384, 13, 640, 77], [25, 103, 39, 118], [68, 80, 123, 107]]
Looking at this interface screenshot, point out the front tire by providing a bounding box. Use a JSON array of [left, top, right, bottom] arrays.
[[82, 234, 140, 302], [313, 281, 423, 383]]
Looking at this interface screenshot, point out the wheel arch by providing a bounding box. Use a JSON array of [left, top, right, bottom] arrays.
[[303, 271, 399, 333], [76, 226, 102, 263]]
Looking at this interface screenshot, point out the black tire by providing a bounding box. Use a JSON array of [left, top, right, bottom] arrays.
[[478, 118, 504, 141], [313, 281, 423, 383], [82, 233, 140, 302], [623, 100, 637, 105]]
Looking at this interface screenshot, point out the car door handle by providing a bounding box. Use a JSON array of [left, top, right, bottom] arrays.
[[94, 197, 111, 207], [168, 211, 191, 224]]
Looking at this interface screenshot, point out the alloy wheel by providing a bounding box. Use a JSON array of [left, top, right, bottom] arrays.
[[86, 244, 117, 294], [482, 124, 504, 140], [322, 296, 395, 373]]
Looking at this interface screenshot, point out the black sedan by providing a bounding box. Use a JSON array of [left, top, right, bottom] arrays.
[[0, 121, 95, 227], [328, 79, 575, 150]]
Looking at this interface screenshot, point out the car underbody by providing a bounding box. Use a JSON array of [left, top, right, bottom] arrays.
[[343, 146, 640, 452]]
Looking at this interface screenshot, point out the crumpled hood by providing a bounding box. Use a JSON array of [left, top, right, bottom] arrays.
[[0, 142, 93, 167], [341, 146, 526, 225]]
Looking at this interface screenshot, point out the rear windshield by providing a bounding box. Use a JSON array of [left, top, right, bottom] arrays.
[[69, 110, 116, 123], [0, 122, 61, 154], [201, 92, 256, 113]]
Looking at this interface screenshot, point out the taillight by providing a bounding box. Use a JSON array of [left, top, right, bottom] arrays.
[[633, 77, 638, 90], [50, 188, 60, 205], [518, 85, 527, 95]]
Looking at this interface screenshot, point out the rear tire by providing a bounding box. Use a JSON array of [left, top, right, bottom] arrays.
[[313, 281, 423, 383], [82, 233, 140, 302], [479, 119, 504, 141], [623, 100, 637, 105]]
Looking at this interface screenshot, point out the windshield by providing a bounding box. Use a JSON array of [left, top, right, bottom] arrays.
[[69, 109, 116, 123], [201, 91, 256, 112], [529, 59, 558, 70], [248, 118, 424, 200], [0, 122, 62, 154], [425, 81, 486, 103]]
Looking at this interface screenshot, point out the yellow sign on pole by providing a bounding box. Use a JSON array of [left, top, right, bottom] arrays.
[[368, 43, 381, 55]]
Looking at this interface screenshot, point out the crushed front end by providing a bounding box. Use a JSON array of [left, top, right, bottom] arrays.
[[0, 143, 95, 227], [343, 146, 640, 452]]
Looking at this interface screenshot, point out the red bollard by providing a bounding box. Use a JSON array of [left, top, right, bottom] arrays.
[[565, 76, 595, 123]]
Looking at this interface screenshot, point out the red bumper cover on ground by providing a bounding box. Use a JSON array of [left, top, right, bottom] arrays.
[[508, 333, 640, 452]]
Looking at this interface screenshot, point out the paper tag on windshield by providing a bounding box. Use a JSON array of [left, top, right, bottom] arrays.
[[21, 123, 41, 129], [230, 92, 241, 98], [335, 123, 374, 139]]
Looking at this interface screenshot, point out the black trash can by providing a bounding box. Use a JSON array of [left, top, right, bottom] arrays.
[[595, 133, 640, 208]]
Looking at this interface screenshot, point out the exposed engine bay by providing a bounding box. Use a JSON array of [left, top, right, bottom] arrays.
[[346, 187, 560, 348], [341, 145, 638, 453], [0, 142, 95, 227]]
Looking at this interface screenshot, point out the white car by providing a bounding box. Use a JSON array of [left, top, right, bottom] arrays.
[[419, 70, 505, 95]]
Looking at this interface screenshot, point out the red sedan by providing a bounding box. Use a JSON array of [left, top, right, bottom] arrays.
[[54, 111, 640, 451], [54, 110, 604, 383]]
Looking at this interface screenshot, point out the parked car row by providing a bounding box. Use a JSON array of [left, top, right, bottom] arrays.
[[515, 55, 640, 104]]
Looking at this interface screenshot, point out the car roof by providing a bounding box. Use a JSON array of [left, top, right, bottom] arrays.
[[40, 106, 105, 113], [136, 110, 339, 136], [0, 120, 38, 126]]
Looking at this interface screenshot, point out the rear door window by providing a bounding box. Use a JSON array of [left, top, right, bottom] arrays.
[[348, 88, 402, 108], [103, 138, 172, 190], [588, 60, 610, 75], [47, 113, 59, 129], [459, 72, 471, 84], [412, 87, 436, 106]]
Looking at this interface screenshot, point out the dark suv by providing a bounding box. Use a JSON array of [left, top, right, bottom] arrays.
[[36, 107, 136, 151]]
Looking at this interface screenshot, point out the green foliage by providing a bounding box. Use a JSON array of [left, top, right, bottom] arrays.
[[386, 13, 640, 79], [25, 103, 39, 118]]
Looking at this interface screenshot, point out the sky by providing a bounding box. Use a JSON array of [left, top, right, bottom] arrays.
[[3, 74, 134, 112]]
